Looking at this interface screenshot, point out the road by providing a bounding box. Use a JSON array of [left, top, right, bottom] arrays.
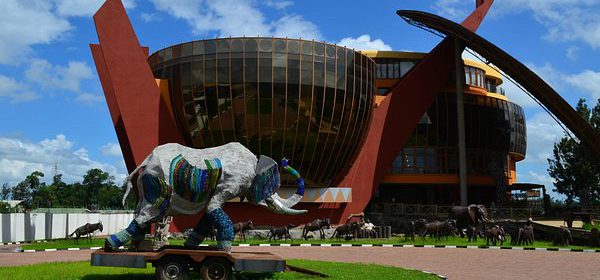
[[1, 245, 599, 279]]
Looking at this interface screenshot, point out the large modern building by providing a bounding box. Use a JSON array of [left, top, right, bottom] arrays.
[[365, 51, 526, 207], [146, 38, 375, 192], [91, 0, 600, 228], [145, 39, 527, 207]]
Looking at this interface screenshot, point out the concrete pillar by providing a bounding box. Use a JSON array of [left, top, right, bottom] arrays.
[[455, 39, 468, 206]]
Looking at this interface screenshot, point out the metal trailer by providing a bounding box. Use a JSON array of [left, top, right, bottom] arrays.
[[91, 245, 286, 280]]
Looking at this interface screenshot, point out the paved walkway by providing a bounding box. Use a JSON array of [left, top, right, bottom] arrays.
[[1, 245, 599, 279]]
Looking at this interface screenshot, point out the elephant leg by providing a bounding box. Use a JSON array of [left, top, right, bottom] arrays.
[[184, 213, 214, 247], [213, 208, 234, 251], [106, 219, 146, 250], [208, 208, 234, 252], [184, 208, 234, 252]]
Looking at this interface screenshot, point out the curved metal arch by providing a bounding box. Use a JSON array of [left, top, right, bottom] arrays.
[[397, 10, 600, 159]]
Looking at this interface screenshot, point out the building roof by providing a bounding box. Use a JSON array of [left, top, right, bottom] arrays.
[[0, 200, 23, 207]]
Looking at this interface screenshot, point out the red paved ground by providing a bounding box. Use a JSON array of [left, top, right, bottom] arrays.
[[1, 245, 599, 279]]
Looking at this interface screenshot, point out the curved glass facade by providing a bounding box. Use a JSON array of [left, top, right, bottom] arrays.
[[148, 38, 376, 188], [464, 66, 486, 88], [390, 93, 526, 175]]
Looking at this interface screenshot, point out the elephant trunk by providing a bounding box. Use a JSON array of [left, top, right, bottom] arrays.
[[264, 159, 306, 215]]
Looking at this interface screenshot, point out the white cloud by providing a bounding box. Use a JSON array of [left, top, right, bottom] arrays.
[[1, 59, 99, 104], [0, 134, 126, 185], [502, 62, 600, 105], [564, 70, 600, 100], [433, 0, 600, 49], [526, 170, 556, 186], [54, 0, 137, 17], [517, 169, 566, 199], [566, 46, 579, 60], [265, 0, 293, 10], [75, 92, 104, 104], [271, 15, 321, 40], [528, 63, 565, 90], [26, 59, 94, 92], [432, 0, 472, 20], [502, 78, 540, 108], [0, 74, 38, 103], [0, 0, 137, 65], [101, 142, 123, 157], [338, 35, 392, 51], [0, 1, 71, 64], [140, 12, 161, 23], [523, 112, 565, 164], [513, 112, 565, 198], [150, 0, 321, 40]]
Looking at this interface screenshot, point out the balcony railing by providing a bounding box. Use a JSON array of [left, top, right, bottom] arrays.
[[378, 203, 536, 220]]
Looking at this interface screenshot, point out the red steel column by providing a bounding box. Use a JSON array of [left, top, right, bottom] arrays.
[[90, 0, 184, 172]]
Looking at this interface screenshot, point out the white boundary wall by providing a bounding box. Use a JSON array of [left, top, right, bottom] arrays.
[[0, 213, 134, 243]]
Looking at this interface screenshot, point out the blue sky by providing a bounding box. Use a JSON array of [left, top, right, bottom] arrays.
[[0, 0, 599, 200]]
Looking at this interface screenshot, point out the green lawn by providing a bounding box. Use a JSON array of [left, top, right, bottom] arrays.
[[21, 235, 600, 251], [21, 238, 106, 250], [0, 259, 440, 280]]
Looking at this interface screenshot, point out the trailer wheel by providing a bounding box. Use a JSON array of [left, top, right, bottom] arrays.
[[155, 256, 189, 280], [200, 257, 232, 280]]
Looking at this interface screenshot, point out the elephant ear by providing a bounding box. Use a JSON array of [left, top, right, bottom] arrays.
[[248, 156, 281, 204], [468, 205, 477, 224]]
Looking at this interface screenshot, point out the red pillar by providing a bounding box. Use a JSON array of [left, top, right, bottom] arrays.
[[90, 0, 184, 172]]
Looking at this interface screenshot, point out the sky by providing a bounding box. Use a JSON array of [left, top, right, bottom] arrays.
[[1, 0, 599, 200]]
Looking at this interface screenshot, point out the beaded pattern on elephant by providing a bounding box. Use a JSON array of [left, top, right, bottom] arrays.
[[169, 154, 222, 203], [282, 164, 305, 196], [249, 156, 280, 204], [206, 208, 234, 242], [141, 173, 172, 215]]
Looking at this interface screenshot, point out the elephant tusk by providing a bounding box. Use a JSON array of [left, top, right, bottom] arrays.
[[270, 192, 302, 208], [266, 196, 307, 215]]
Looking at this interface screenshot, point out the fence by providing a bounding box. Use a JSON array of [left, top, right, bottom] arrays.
[[380, 203, 535, 220], [0, 213, 134, 243]]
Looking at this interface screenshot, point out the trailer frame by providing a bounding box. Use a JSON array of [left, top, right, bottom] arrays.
[[91, 245, 286, 280]]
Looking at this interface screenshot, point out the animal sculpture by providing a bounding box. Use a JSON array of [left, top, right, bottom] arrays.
[[448, 204, 488, 237], [517, 224, 535, 246], [331, 222, 362, 241], [302, 218, 331, 240], [105, 142, 306, 252], [485, 225, 506, 246], [233, 220, 254, 242], [268, 225, 293, 242], [553, 226, 573, 246], [70, 222, 103, 244]]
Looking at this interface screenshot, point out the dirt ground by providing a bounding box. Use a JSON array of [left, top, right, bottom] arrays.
[[1, 245, 599, 279]]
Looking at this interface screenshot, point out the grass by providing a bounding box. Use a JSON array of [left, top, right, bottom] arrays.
[[21, 235, 600, 251], [0, 259, 440, 280], [582, 222, 600, 231], [20, 238, 106, 250]]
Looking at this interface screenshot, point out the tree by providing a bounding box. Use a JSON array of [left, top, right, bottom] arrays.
[[0, 183, 11, 200], [32, 185, 56, 208], [82, 168, 115, 209], [12, 171, 45, 208], [0, 201, 13, 213], [548, 99, 600, 206]]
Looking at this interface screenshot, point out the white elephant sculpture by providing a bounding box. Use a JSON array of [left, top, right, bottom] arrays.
[[106, 142, 306, 252]]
